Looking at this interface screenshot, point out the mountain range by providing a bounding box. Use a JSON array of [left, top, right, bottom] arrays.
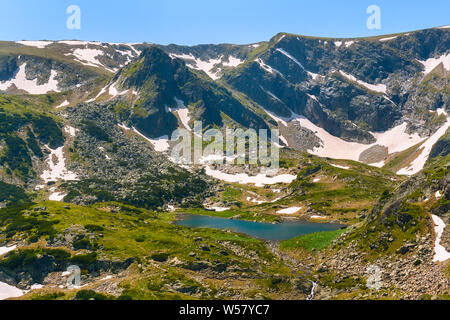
[[0, 26, 448, 300]]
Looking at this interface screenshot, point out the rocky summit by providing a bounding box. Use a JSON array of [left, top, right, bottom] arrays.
[[0, 26, 448, 301]]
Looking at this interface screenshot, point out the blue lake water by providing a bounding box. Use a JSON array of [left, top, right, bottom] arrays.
[[175, 214, 345, 241]]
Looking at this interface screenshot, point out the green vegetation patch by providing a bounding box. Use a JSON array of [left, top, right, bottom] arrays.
[[280, 229, 347, 251]]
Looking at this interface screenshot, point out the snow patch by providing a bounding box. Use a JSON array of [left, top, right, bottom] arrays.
[[339, 70, 387, 93], [119, 124, 170, 153], [275, 109, 424, 162], [206, 206, 231, 212], [171, 98, 191, 131], [256, 59, 284, 77], [331, 164, 350, 170], [223, 56, 243, 67], [276, 48, 306, 70], [418, 53, 450, 74], [70, 48, 104, 67], [56, 100, 69, 109], [0, 63, 60, 94], [204, 166, 296, 187], [17, 40, 53, 48], [40, 146, 78, 183], [344, 41, 355, 47], [276, 207, 301, 214], [30, 284, 44, 290], [0, 245, 16, 256], [397, 115, 450, 176], [0, 282, 24, 300], [64, 126, 78, 137], [379, 36, 398, 42], [170, 53, 223, 80], [58, 40, 102, 46], [431, 215, 450, 262], [49, 190, 67, 202]]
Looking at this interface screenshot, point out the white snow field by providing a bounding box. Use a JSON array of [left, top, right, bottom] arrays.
[[331, 164, 350, 170], [205, 206, 231, 212], [169, 53, 243, 80], [0, 246, 24, 300], [0, 282, 24, 300], [379, 36, 398, 42], [40, 146, 78, 183], [339, 70, 387, 93], [0, 245, 16, 256], [172, 98, 191, 131], [56, 100, 69, 109], [276, 48, 306, 70], [295, 115, 424, 162], [276, 207, 302, 214], [0, 63, 60, 94], [418, 53, 450, 75], [64, 126, 78, 138], [118, 124, 170, 152], [397, 111, 449, 176], [256, 58, 284, 77], [431, 215, 450, 263], [204, 166, 297, 187], [261, 105, 427, 164], [17, 40, 53, 48]]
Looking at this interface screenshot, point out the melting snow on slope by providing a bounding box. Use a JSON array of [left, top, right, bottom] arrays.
[[0, 63, 60, 94], [171, 98, 191, 131], [0, 245, 16, 256], [49, 191, 67, 202], [339, 70, 387, 93], [58, 40, 102, 46], [256, 58, 284, 77], [344, 41, 355, 47], [379, 36, 398, 42], [276, 207, 302, 214], [222, 56, 243, 67], [170, 53, 242, 80], [331, 164, 350, 170], [262, 105, 425, 162], [41, 146, 78, 183], [397, 113, 450, 176], [294, 115, 371, 161], [56, 100, 69, 109], [431, 215, 450, 263], [69, 48, 104, 67], [418, 53, 450, 74], [118, 124, 170, 152], [64, 126, 78, 138], [371, 122, 424, 154], [0, 282, 24, 300], [205, 206, 231, 212], [17, 41, 53, 48], [276, 48, 306, 70], [204, 166, 296, 187]]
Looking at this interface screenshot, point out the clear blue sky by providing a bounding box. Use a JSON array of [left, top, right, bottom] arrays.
[[0, 0, 449, 45]]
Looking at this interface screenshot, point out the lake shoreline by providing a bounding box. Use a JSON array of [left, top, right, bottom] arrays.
[[174, 213, 346, 241]]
